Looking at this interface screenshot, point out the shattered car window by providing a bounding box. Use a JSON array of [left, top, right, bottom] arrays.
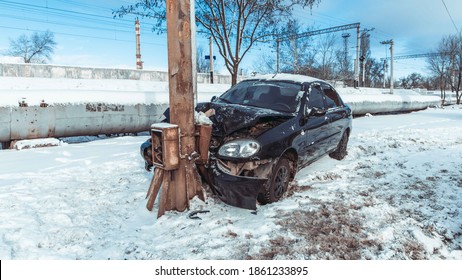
[[307, 86, 325, 109], [219, 80, 303, 113], [323, 85, 343, 109]]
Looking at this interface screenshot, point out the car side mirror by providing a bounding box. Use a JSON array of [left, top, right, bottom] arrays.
[[211, 96, 217, 102], [308, 107, 326, 117]]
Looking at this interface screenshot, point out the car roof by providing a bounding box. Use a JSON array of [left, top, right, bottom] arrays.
[[245, 73, 325, 85]]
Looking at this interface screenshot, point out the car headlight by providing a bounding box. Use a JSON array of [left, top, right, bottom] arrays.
[[218, 139, 261, 158]]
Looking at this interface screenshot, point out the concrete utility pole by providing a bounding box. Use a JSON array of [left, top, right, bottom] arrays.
[[209, 37, 214, 84], [342, 33, 350, 80], [458, 32, 462, 104], [383, 59, 387, 88], [276, 40, 280, 73], [135, 18, 143, 69], [381, 39, 394, 94], [361, 55, 365, 86], [390, 40, 394, 94], [360, 28, 374, 87], [355, 25, 360, 88], [292, 37, 297, 74]]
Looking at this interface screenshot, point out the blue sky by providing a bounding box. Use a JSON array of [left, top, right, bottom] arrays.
[[0, 0, 461, 78]]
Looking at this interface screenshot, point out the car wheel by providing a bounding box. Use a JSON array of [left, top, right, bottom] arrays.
[[257, 157, 291, 205], [329, 131, 349, 160]]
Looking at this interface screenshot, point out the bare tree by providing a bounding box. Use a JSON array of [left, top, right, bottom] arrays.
[[445, 34, 462, 104], [114, 0, 320, 85], [359, 32, 373, 87], [6, 30, 56, 63], [279, 20, 317, 74], [408, 73, 424, 88], [428, 39, 449, 102], [398, 73, 424, 89], [427, 34, 462, 104], [364, 58, 383, 88], [254, 19, 316, 75], [315, 33, 337, 80], [398, 77, 408, 89], [335, 39, 352, 84], [422, 75, 439, 90]]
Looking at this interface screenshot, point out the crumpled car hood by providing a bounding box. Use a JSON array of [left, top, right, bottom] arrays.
[[196, 102, 294, 136]]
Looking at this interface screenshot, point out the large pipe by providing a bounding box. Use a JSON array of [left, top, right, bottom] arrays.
[[0, 103, 168, 143], [0, 91, 440, 145]]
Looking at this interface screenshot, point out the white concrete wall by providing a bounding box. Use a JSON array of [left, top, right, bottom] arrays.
[[0, 62, 242, 84]]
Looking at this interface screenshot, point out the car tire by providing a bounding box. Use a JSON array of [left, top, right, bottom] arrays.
[[329, 131, 349, 160], [257, 157, 291, 205]]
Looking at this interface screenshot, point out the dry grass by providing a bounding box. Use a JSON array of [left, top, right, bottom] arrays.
[[403, 239, 427, 260], [285, 180, 312, 198], [250, 201, 380, 260]]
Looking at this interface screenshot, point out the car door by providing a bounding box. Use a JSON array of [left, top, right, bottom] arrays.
[[302, 84, 330, 163], [322, 83, 348, 151]]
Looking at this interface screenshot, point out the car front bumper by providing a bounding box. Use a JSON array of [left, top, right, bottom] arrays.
[[205, 158, 268, 210]]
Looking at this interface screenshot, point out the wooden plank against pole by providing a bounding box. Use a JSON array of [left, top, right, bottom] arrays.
[[158, 172, 171, 218], [146, 168, 164, 211], [185, 161, 192, 209], [165, 171, 176, 211], [191, 162, 206, 201], [146, 168, 161, 199]]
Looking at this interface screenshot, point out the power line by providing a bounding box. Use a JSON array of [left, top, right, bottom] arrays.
[[0, 0, 155, 28], [0, 25, 167, 47], [381, 53, 441, 61], [0, 0, 169, 47], [0, 0, 124, 22], [292, 8, 391, 41], [0, 13, 134, 34], [277, 22, 360, 41], [441, 0, 459, 33], [53, 0, 113, 12]]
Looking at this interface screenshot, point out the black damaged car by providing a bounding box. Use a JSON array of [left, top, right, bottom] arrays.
[[141, 74, 352, 210]]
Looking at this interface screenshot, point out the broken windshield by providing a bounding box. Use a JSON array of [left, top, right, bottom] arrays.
[[218, 80, 303, 113]]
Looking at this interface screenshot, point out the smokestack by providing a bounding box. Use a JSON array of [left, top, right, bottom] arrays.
[[135, 18, 143, 70]]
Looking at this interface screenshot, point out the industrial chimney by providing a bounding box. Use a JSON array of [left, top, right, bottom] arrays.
[[135, 18, 143, 70]]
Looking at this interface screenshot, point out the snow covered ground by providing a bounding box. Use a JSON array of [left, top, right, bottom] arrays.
[[0, 105, 461, 260]]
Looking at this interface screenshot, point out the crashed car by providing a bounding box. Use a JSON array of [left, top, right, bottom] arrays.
[[141, 74, 352, 210]]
